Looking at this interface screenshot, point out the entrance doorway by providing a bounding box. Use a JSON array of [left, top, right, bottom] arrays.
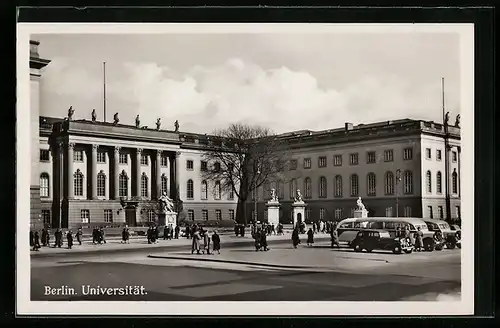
[[297, 212, 302, 226], [125, 208, 137, 226]]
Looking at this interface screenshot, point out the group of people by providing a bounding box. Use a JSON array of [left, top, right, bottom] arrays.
[[189, 224, 221, 255], [252, 224, 270, 251], [290, 221, 341, 249], [30, 227, 84, 250], [92, 227, 106, 245]]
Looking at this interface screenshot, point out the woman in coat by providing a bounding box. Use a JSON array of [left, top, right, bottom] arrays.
[[212, 231, 221, 254], [331, 228, 339, 248], [203, 230, 211, 255], [414, 226, 424, 252], [33, 231, 41, 251], [307, 228, 314, 246], [191, 230, 201, 255], [292, 228, 300, 248], [254, 229, 262, 251], [260, 229, 269, 251], [67, 231, 74, 249]]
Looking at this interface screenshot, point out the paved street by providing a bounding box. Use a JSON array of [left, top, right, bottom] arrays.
[[31, 240, 461, 301]]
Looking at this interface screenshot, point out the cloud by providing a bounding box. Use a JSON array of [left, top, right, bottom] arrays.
[[40, 57, 460, 134]]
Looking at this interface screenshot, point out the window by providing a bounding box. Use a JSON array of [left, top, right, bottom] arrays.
[[404, 206, 412, 217], [403, 148, 413, 160], [349, 153, 359, 165], [119, 153, 128, 164], [80, 210, 90, 224], [334, 175, 343, 197], [334, 208, 343, 220], [319, 208, 326, 221], [148, 210, 155, 222], [42, 210, 51, 225], [40, 173, 49, 197], [187, 210, 194, 221], [425, 148, 432, 159], [74, 150, 83, 162], [202, 209, 208, 221], [289, 180, 297, 200], [367, 173, 376, 196], [455, 206, 461, 219], [213, 162, 221, 172], [304, 177, 312, 199], [215, 210, 222, 221], [187, 179, 194, 199], [214, 181, 221, 200], [428, 206, 433, 218], [385, 207, 393, 217], [40, 149, 50, 161], [97, 171, 106, 197], [426, 170, 432, 193], [384, 171, 394, 195], [161, 175, 168, 195], [141, 173, 148, 197], [303, 158, 311, 169], [384, 150, 394, 162], [319, 176, 327, 198], [97, 152, 106, 163], [350, 174, 359, 197], [452, 151, 457, 162], [140, 154, 148, 166], [74, 169, 84, 197], [436, 171, 442, 194], [200, 161, 208, 171], [436, 149, 442, 161], [104, 209, 113, 223], [161, 156, 169, 167], [229, 209, 235, 221], [201, 180, 208, 200], [404, 171, 413, 194], [305, 209, 311, 222], [290, 159, 298, 170], [452, 170, 458, 194], [119, 171, 128, 197], [437, 206, 444, 219], [367, 151, 376, 164], [186, 160, 194, 170], [228, 188, 234, 200], [318, 156, 327, 168], [334, 155, 342, 166]]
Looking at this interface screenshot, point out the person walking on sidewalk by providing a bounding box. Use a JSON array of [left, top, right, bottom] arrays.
[[203, 230, 212, 255], [260, 228, 269, 251], [163, 226, 169, 240], [33, 231, 41, 251], [121, 226, 130, 244], [174, 225, 180, 239], [292, 228, 300, 249], [307, 228, 314, 246], [331, 227, 339, 248], [54, 228, 63, 248], [212, 230, 221, 254], [76, 228, 83, 245], [254, 228, 262, 251], [30, 230, 34, 248], [99, 227, 107, 244], [191, 229, 201, 255], [41, 229, 47, 247], [66, 230, 74, 249]]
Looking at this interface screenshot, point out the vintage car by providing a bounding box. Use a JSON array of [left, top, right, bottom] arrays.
[[424, 219, 461, 249], [351, 229, 414, 254]]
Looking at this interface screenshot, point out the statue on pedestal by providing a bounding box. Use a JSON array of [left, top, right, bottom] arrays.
[[174, 120, 179, 132], [91, 109, 97, 122], [68, 106, 74, 120], [444, 111, 450, 126], [295, 189, 304, 203], [455, 114, 461, 128], [156, 118, 161, 130], [269, 188, 278, 202], [159, 192, 175, 213], [135, 115, 140, 128], [356, 197, 366, 211], [113, 112, 119, 125]]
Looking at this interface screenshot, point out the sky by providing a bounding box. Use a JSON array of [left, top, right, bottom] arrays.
[[34, 32, 461, 134]]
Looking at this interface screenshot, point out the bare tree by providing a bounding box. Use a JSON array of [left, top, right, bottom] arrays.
[[201, 123, 299, 225]]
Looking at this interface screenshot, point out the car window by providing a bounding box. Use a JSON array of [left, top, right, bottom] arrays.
[[409, 224, 416, 230], [357, 231, 363, 237], [340, 223, 352, 228], [385, 222, 396, 229], [440, 223, 450, 229], [370, 222, 384, 229]]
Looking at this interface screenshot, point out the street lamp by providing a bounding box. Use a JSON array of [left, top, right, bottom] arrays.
[[395, 169, 402, 218]]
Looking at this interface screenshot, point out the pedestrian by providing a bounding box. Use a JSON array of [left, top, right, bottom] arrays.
[[191, 229, 201, 255], [45, 229, 51, 246], [121, 226, 130, 244], [163, 226, 168, 240], [331, 228, 339, 248], [307, 228, 314, 246], [147, 226, 152, 244], [212, 230, 221, 254], [66, 230, 74, 249], [254, 228, 262, 251], [151, 226, 158, 244], [30, 230, 34, 248], [92, 228, 98, 244], [203, 230, 211, 255], [76, 227, 83, 245], [414, 226, 424, 252], [271, 223, 276, 235], [100, 227, 106, 244], [292, 228, 300, 248], [168, 225, 174, 240], [54, 228, 62, 248], [235, 224, 240, 237], [41, 229, 47, 247], [33, 231, 41, 251], [174, 225, 180, 239], [260, 228, 269, 251]]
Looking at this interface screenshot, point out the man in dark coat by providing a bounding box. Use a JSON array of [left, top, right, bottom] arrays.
[[260, 229, 269, 251], [76, 228, 83, 245], [147, 226, 152, 244], [212, 230, 221, 254], [292, 228, 300, 248], [185, 225, 191, 239], [174, 225, 180, 239], [54, 228, 63, 248], [41, 229, 47, 247], [121, 226, 130, 244], [30, 230, 34, 248], [45, 229, 51, 246], [163, 226, 169, 240], [67, 230, 74, 249], [99, 227, 106, 244], [307, 228, 314, 246], [254, 229, 262, 251], [33, 231, 41, 251]]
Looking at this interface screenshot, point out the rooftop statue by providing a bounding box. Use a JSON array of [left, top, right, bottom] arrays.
[[68, 106, 74, 120], [174, 120, 179, 132], [135, 115, 140, 128], [156, 118, 161, 130], [455, 114, 461, 128], [444, 111, 450, 126], [113, 112, 119, 125], [91, 109, 96, 122]]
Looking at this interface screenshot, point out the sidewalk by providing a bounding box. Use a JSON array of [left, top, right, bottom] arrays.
[[30, 232, 331, 258]]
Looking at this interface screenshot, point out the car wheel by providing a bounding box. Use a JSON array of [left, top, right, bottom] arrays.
[[392, 246, 402, 254], [447, 242, 456, 250], [435, 245, 443, 251], [404, 249, 413, 254], [353, 244, 362, 252], [424, 239, 434, 252]]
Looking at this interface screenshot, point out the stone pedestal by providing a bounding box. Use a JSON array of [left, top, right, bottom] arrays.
[[266, 201, 280, 226], [353, 209, 368, 218], [158, 211, 177, 229], [292, 201, 306, 228]]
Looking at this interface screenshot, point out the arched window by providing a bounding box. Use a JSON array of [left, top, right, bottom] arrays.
[[350, 174, 359, 197], [334, 175, 343, 197], [73, 169, 84, 197], [367, 172, 376, 196], [304, 177, 312, 198], [214, 180, 221, 200], [141, 173, 148, 197], [40, 173, 49, 197], [201, 180, 208, 200], [277, 181, 284, 199], [187, 179, 194, 199], [426, 170, 432, 193], [289, 180, 297, 200], [452, 170, 458, 194], [161, 174, 168, 195], [319, 176, 327, 198], [119, 170, 128, 197], [404, 170, 413, 194], [384, 171, 394, 195], [97, 171, 106, 197], [436, 171, 442, 194]]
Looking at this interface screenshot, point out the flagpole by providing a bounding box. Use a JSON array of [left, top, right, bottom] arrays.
[[103, 62, 107, 123]]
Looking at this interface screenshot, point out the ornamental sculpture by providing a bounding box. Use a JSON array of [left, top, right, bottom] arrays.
[[174, 120, 179, 132], [270, 188, 278, 202], [455, 114, 461, 128], [91, 109, 97, 122], [156, 118, 161, 130], [159, 192, 175, 213], [68, 106, 74, 120], [444, 111, 450, 126], [135, 115, 140, 128], [113, 112, 119, 125], [357, 197, 366, 211], [295, 189, 304, 203]]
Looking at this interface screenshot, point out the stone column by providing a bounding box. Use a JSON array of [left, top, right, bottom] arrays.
[[67, 142, 75, 199], [156, 150, 162, 198], [457, 146, 461, 198], [91, 144, 98, 199], [169, 154, 175, 199], [136, 148, 142, 197], [113, 146, 120, 200]]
